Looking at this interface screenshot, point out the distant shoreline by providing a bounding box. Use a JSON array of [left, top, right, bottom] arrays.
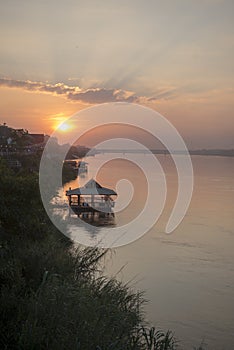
[[86, 149, 234, 158]]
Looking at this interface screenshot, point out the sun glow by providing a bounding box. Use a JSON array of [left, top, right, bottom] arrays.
[[55, 120, 73, 132]]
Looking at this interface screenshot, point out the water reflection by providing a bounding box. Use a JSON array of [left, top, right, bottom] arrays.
[[75, 211, 115, 227], [51, 202, 116, 243]]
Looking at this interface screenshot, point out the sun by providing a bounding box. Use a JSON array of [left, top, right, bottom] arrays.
[[56, 121, 72, 132]]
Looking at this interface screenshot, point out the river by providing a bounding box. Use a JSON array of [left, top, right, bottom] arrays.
[[59, 154, 234, 349]]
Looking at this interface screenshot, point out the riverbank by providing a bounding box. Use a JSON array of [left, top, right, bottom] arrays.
[[0, 157, 207, 349], [0, 158, 177, 349]]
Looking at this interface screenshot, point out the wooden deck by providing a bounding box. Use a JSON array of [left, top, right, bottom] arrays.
[[71, 205, 97, 213], [70, 204, 114, 215]]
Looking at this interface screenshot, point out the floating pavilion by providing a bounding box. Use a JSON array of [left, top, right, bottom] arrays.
[[66, 179, 117, 213]]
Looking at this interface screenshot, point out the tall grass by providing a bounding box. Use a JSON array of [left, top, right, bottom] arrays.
[[0, 237, 177, 349]]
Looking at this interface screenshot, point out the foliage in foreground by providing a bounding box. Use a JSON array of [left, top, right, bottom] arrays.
[[0, 158, 185, 349]]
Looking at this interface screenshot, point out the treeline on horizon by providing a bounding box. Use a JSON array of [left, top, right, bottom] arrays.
[[87, 148, 234, 157]]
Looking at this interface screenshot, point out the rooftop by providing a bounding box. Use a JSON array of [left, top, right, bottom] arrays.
[[66, 179, 117, 196]]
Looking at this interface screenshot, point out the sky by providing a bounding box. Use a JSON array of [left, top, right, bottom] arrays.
[[0, 0, 233, 149]]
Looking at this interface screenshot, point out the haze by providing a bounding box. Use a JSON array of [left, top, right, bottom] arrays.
[[0, 0, 233, 149]]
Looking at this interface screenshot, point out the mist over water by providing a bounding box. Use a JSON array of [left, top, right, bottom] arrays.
[[62, 154, 234, 349]]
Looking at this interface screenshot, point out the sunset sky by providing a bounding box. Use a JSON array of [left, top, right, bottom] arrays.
[[0, 0, 233, 148]]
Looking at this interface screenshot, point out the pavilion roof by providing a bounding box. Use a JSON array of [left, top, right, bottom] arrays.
[[66, 179, 117, 196]]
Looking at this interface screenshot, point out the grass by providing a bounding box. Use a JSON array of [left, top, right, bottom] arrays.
[[0, 236, 178, 349]]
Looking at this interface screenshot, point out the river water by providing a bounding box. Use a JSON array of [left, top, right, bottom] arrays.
[[60, 154, 234, 349]]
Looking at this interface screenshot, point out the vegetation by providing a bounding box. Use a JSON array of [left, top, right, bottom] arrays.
[[0, 157, 206, 349], [0, 158, 178, 350], [65, 145, 90, 160], [0, 123, 32, 152], [62, 162, 78, 184]]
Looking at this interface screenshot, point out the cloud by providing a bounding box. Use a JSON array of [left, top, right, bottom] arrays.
[[0, 78, 183, 104], [67, 88, 138, 103], [3, 77, 231, 113], [0, 78, 80, 95], [0, 77, 138, 103], [0, 77, 176, 104]]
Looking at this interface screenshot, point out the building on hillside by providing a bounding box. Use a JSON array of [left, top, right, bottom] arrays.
[[29, 134, 45, 145], [0, 123, 12, 142]]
